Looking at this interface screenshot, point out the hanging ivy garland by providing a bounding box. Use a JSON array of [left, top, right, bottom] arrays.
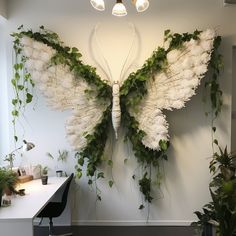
[[11, 26, 222, 208]]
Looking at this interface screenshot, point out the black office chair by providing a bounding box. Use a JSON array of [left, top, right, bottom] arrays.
[[37, 174, 74, 236]]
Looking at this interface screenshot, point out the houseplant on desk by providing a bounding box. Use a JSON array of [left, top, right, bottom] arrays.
[[40, 166, 49, 185], [47, 149, 68, 177], [0, 168, 18, 206]]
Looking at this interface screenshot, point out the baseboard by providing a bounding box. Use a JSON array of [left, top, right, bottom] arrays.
[[72, 220, 193, 226]]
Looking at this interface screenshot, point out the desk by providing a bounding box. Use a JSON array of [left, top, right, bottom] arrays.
[[0, 176, 69, 236]]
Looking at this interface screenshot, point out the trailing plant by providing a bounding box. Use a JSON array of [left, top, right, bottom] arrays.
[[11, 25, 35, 143], [192, 146, 236, 236], [204, 36, 223, 153]]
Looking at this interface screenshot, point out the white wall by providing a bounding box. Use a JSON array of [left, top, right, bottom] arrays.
[[2, 0, 235, 225], [0, 0, 7, 19], [0, 21, 10, 161]]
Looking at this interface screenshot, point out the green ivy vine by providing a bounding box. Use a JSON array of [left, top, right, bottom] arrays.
[[11, 25, 35, 143], [204, 36, 223, 151]]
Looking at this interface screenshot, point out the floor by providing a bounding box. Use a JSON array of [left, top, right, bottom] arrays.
[[34, 225, 197, 236]]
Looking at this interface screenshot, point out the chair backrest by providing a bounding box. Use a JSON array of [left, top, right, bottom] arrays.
[[60, 173, 74, 212]]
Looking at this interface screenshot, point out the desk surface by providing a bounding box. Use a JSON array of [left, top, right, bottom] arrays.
[[0, 176, 69, 221]]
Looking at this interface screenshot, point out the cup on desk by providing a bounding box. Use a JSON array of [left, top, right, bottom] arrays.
[[56, 170, 63, 177]]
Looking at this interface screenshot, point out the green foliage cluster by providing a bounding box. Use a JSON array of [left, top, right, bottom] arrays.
[[75, 106, 112, 201], [0, 168, 18, 194], [193, 146, 236, 236]]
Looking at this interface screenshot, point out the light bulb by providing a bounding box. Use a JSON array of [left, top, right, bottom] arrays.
[[90, 0, 105, 11], [135, 0, 149, 12], [112, 0, 127, 17]]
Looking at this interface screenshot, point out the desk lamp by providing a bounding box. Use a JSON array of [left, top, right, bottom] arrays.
[[4, 140, 35, 169]]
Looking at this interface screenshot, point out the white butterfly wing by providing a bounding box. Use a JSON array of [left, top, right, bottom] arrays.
[[21, 36, 110, 150], [132, 29, 216, 150]]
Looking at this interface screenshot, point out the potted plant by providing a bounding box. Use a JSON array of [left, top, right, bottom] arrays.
[[192, 146, 236, 236], [0, 168, 18, 206], [47, 150, 68, 177], [40, 166, 49, 185]]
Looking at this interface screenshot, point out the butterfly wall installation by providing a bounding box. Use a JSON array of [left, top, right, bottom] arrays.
[[11, 26, 217, 204]]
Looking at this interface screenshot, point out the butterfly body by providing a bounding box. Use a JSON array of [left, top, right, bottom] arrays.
[[112, 81, 121, 139]]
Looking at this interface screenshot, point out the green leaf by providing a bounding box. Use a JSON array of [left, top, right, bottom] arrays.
[[78, 158, 84, 166], [139, 204, 145, 210], [12, 99, 18, 106], [14, 136, 18, 142], [212, 127, 216, 133], [88, 179, 93, 185], [159, 140, 168, 151], [26, 93, 33, 103], [213, 139, 218, 145], [17, 85, 24, 90], [77, 171, 82, 179], [109, 180, 113, 188], [97, 172, 105, 179], [107, 160, 113, 167], [12, 110, 19, 117], [11, 79, 17, 87]]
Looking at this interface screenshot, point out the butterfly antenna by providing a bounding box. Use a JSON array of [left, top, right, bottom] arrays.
[[90, 23, 113, 85], [119, 23, 137, 85]]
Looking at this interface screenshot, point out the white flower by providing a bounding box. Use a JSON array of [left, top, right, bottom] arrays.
[[200, 52, 211, 63], [21, 36, 33, 46], [194, 64, 208, 76], [39, 51, 51, 62], [190, 45, 204, 56], [200, 40, 214, 51], [40, 73, 50, 82], [25, 59, 35, 71], [182, 57, 193, 69], [32, 41, 44, 50], [167, 49, 181, 64], [32, 49, 40, 59], [172, 100, 185, 109], [34, 60, 44, 71], [200, 29, 216, 40], [23, 46, 33, 57], [182, 78, 199, 88], [183, 69, 194, 79]]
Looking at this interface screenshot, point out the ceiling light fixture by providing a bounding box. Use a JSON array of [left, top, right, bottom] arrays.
[[90, 0, 150, 16], [90, 0, 105, 11], [112, 0, 127, 17], [134, 0, 150, 12]]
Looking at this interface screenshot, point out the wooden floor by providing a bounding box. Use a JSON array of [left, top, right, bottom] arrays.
[[34, 225, 197, 236]]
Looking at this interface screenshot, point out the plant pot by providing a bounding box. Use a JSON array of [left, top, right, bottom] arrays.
[[41, 175, 48, 185], [4, 187, 12, 196], [56, 170, 63, 177]]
